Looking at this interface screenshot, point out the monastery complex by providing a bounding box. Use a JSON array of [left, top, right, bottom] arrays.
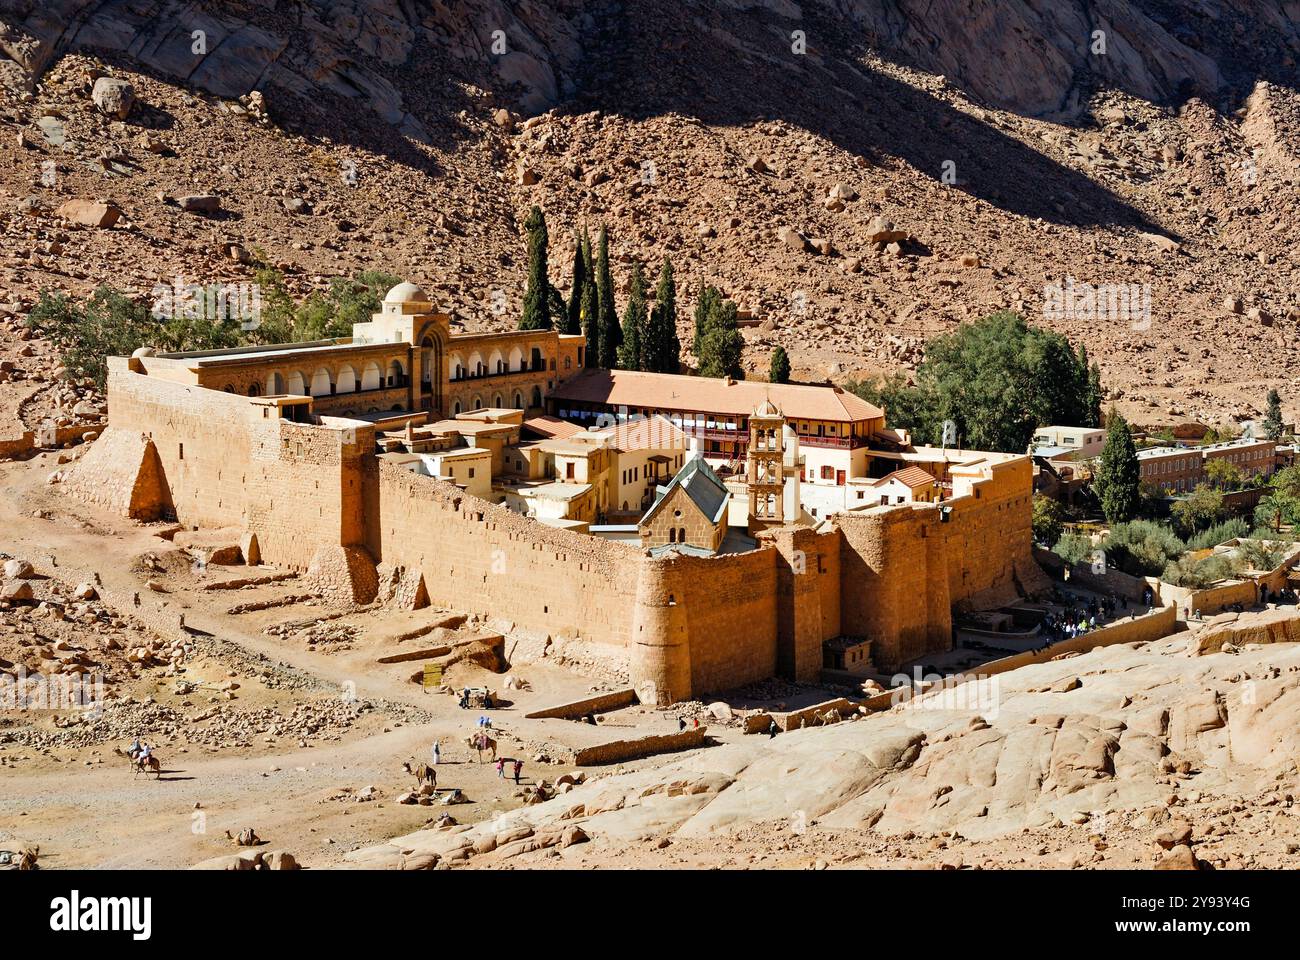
[[62, 282, 1044, 704]]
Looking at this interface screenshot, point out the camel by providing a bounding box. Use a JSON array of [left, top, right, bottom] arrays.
[[402, 761, 437, 787], [115, 747, 161, 779], [465, 733, 497, 762], [813, 708, 842, 726]]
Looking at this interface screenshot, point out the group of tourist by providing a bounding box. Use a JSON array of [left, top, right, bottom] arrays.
[[1039, 589, 1131, 648]]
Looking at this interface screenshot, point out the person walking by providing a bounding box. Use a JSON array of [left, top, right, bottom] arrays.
[[495, 758, 505, 778], [512, 759, 523, 784], [431, 740, 440, 765], [767, 718, 778, 739]]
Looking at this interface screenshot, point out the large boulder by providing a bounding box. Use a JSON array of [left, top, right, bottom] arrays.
[[91, 77, 135, 119], [57, 199, 122, 228]]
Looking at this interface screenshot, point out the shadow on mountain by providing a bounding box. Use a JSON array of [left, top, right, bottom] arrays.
[[563, 4, 1166, 235]]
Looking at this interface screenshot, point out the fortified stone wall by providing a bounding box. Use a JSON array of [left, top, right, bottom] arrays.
[[374, 459, 643, 647], [835, 459, 1036, 671], [67, 363, 369, 570], [64, 364, 1040, 702]]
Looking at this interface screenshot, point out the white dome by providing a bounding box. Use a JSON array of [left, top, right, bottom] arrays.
[[384, 281, 427, 303]]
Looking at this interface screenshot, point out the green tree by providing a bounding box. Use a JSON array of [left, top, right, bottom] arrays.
[[641, 258, 680, 374], [1171, 483, 1225, 536], [616, 261, 648, 370], [1263, 388, 1284, 441], [913, 311, 1099, 452], [769, 345, 791, 384], [1096, 410, 1141, 524], [1254, 465, 1300, 533], [519, 205, 552, 331], [1104, 519, 1184, 576], [692, 285, 722, 358], [1032, 494, 1066, 546], [593, 227, 620, 368], [1053, 532, 1095, 567], [29, 286, 243, 389], [693, 285, 744, 379], [1085, 362, 1103, 428], [580, 230, 598, 367], [563, 229, 585, 336], [844, 371, 938, 443], [1204, 458, 1243, 491]]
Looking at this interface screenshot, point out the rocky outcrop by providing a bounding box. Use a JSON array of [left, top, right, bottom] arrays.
[[0, 0, 589, 133], [341, 632, 1300, 867], [2, 1, 1296, 126]]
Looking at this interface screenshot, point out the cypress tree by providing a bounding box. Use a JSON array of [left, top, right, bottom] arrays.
[[695, 284, 744, 379], [770, 345, 790, 384], [617, 261, 648, 370], [518, 205, 551, 331], [563, 229, 585, 336], [692, 285, 723, 359], [1097, 409, 1140, 524], [595, 226, 620, 368], [1085, 362, 1103, 428], [647, 257, 680, 374], [580, 230, 599, 367]]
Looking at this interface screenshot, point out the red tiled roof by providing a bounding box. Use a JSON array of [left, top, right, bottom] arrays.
[[594, 414, 691, 452], [549, 369, 883, 423], [522, 416, 585, 440], [875, 466, 938, 488]]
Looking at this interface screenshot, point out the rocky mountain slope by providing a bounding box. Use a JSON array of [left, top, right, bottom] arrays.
[[2, 0, 1299, 427]]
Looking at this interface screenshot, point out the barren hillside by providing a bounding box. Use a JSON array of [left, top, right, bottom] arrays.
[[2, 0, 1300, 429]]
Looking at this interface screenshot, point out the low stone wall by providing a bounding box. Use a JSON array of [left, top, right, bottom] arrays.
[[1163, 579, 1259, 620], [524, 688, 637, 720], [949, 603, 1177, 681], [0, 430, 35, 460], [572, 727, 708, 765]]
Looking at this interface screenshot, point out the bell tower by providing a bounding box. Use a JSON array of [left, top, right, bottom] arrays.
[[747, 399, 786, 534]]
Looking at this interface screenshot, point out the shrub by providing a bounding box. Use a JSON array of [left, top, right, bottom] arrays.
[[1053, 532, 1095, 567], [1162, 553, 1235, 588], [1104, 519, 1184, 577]]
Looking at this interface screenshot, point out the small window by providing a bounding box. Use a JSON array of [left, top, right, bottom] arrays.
[[178, 443, 184, 460]]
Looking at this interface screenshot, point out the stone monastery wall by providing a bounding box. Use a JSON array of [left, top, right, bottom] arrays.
[[64, 363, 1040, 701], [67, 361, 370, 570], [374, 459, 643, 647]]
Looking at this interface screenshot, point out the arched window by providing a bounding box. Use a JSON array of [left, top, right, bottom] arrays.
[[489, 350, 505, 375], [286, 371, 306, 395], [310, 367, 332, 397], [387, 358, 406, 387], [247, 382, 261, 397], [493, 394, 503, 408], [452, 401, 462, 415], [361, 362, 382, 391], [508, 346, 524, 372], [337, 364, 357, 394], [513, 391, 523, 409], [530, 386, 542, 408], [265, 371, 284, 394], [451, 354, 465, 381]]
